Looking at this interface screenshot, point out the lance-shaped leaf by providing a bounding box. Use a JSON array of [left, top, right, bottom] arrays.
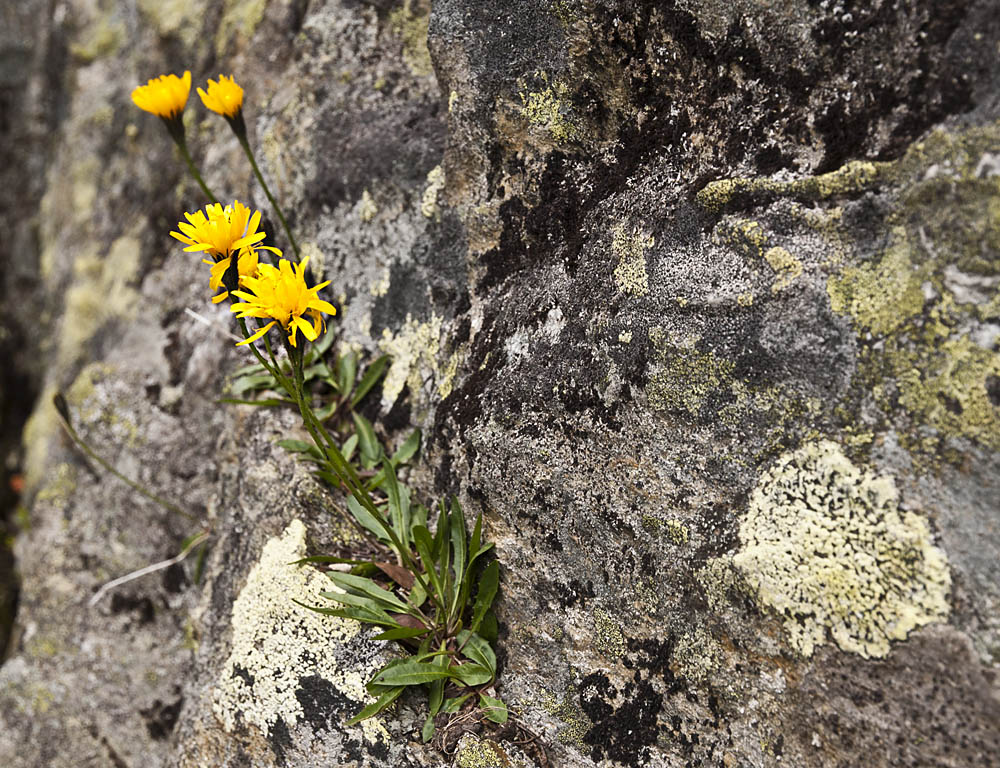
[[345, 685, 405, 725], [370, 661, 455, 687], [457, 630, 496, 677], [324, 571, 410, 612], [352, 354, 390, 407], [469, 560, 499, 633], [450, 662, 493, 687], [479, 694, 508, 724]]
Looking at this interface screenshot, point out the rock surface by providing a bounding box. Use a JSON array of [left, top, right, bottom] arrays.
[[2, 1, 999, 766]]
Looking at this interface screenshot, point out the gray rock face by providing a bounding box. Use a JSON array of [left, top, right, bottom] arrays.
[[2, 1, 999, 766]]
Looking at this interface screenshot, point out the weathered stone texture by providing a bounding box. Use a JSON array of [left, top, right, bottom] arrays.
[[1, 1, 999, 766]]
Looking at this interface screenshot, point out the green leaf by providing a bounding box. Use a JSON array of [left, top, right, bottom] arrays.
[[412, 525, 444, 606], [288, 554, 367, 566], [312, 324, 337, 358], [441, 694, 472, 714], [347, 495, 390, 542], [450, 497, 467, 593], [352, 412, 382, 469], [478, 694, 508, 724], [276, 439, 324, 461], [345, 685, 404, 725], [218, 397, 290, 407], [381, 459, 409, 545], [317, 590, 395, 618], [421, 714, 436, 743], [324, 571, 409, 612], [313, 401, 337, 421], [477, 610, 498, 644], [470, 560, 499, 633], [302, 361, 331, 382], [450, 663, 493, 687], [370, 661, 455, 687], [295, 600, 397, 627], [351, 355, 390, 408], [457, 630, 496, 676], [341, 434, 358, 462], [231, 373, 278, 397], [392, 429, 421, 466], [230, 362, 269, 377], [373, 626, 427, 641], [337, 352, 359, 396], [409, 579, 427, 609], [193, 540, 209, 584]]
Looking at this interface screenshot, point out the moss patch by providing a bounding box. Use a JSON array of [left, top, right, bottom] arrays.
[[733, 440, 950, 658]]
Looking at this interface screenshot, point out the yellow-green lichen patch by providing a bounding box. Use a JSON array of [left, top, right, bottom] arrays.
[[696, 160, 888, 212], [664, 519, 689, 545], [593, 608, 626, 659], [890, 335, 1000, 451], [69, 10, 124, 63], [212, 520, 388, 747], [611, 224, 654, 297], [137, 0, 201, 49], [763, 247, 802, 293], [646, 328, 735, 415], [733, 440, 951, 658], [378, 313, 445, 406], [539, 685, 590, 746], [420, 165, 445, 219], [454, 734, 509, 768], [215, 0, 268, 56], [672, 626, 724, 686], [388, 0, 434, 78], [827, 227, 926, 336], [519, 73, 577, 143]]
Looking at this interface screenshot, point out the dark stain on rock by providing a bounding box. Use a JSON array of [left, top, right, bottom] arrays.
[[140, 694, 183, 740], [268, 717, 293, 766], [294, 674, 360, 734], [581, 671, 663, 767]]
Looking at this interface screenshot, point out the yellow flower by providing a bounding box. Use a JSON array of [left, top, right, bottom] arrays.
[[231, 257, 336, 347], [131, 71, 191, 120], [198, 75, 244, 119], [170, 201, 280, 302]]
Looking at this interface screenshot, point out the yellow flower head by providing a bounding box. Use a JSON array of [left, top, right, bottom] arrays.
[[131, 71, 191, 120], [198, 75, 244, 119], [231, 257, 337, 348], [170, 201, 280, 302]]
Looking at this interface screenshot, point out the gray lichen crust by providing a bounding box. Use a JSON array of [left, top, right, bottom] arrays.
[[213, 520, 388, 746], [734, 441, 951, 658]]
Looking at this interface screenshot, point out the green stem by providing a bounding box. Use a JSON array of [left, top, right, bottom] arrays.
[[175, 138, 218, 204], [57, 420, 197, 523], [237, 135, 300, 259]]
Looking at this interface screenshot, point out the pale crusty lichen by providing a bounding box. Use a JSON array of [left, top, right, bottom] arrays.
[[611, 224, 654, 296], [672, 626, 724, 685], [733, 440, 951, 658], [763, 246, 802, 293], [593, 608, 626, 659], [212, 520, 388, 746], [359, 189, 378, 223], [455, 734, 510, 768], [379, 313, 446, 405], [421, 165, 446, 219]]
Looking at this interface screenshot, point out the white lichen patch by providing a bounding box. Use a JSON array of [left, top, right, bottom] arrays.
[[421, 165, 446, 218], [379, 313, 444, 405], [733, 440, 951, 658], [212, 520, 382, 742], [359, 188, 378, 223], [612, 224, 654, 296]]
